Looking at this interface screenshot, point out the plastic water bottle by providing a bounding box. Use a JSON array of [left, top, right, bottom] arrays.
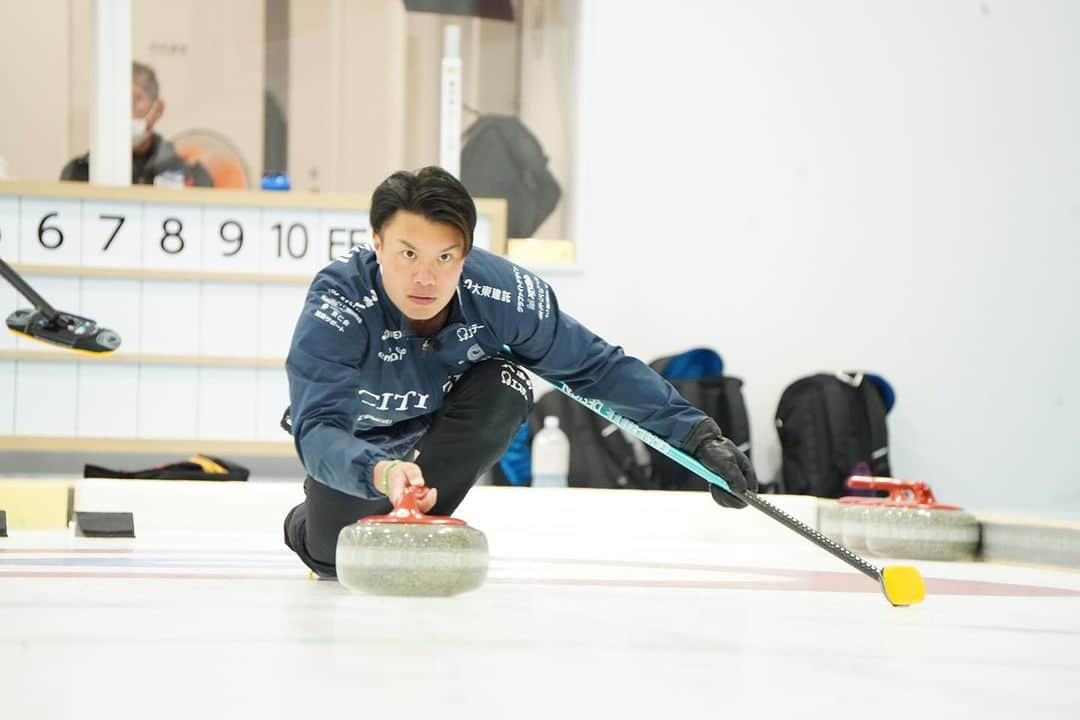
[[532, 416, 569, 488]]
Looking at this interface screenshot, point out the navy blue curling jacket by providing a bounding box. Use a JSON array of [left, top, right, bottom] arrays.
[[286, 245, 705, 498]]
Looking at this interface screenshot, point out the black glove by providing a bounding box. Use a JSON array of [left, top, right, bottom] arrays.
[[684, 418, 757, 509]]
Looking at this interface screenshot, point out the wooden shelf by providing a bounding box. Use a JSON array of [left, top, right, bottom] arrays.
[[11, 263, 315, 285], [3, 180, 504, 215], [0, 349, 284, 368], [0, 436, 295, 456], [2, 179, 371, 209]]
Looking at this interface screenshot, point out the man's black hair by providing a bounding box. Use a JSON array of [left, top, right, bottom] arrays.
[[370, 166, 477, 253]]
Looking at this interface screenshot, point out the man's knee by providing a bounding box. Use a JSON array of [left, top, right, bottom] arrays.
[[283, 477, 389, 578], [456, 358, 532, 423], [283, 502, 337, 578], [421, 358, 532, 465]]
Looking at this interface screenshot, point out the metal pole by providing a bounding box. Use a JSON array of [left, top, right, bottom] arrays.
[[0, 258, 58, 319], [440, 24, 462, 178]]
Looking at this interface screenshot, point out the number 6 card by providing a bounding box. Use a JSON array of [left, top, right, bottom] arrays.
[[18, 197, 82, 266]]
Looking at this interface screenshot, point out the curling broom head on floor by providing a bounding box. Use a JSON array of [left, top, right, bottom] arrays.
[[7, 307, 121, 355], [336, 486, 489, 597], [2, 258, 120, 355]]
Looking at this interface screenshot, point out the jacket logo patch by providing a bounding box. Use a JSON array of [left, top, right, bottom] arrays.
[[463, 278, 511, 303], [500, 362, 531, 399], [456, 324, 485, 342], [378, 347, 408, 363], [357, 389, 430, 412], [356, 414, 393, 426]]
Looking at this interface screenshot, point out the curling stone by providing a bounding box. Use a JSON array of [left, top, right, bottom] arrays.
[[838, 498, 878, 554], [818, 498, 863, 545], [845, 477, 980, 562], [817, 499, 843, 543], [336, 486, 488, 597]]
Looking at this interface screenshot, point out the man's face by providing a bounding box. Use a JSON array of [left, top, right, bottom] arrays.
[[132, 82, 153, 119], [373, 210, 467, 323]]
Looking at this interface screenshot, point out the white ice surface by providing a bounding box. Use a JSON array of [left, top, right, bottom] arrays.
[[2, 486, 1078, 720]]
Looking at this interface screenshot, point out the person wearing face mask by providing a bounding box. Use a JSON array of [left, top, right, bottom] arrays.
[[61, 61, 213, 187]]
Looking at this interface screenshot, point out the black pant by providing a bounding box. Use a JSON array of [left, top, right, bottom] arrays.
[[283, 358, 532, 577]]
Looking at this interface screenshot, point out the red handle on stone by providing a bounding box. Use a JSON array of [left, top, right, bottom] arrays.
[[359, 484, 466, 526], [846, 476, 938, 504]]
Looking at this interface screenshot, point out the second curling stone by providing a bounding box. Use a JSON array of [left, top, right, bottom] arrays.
[[846, 476, 980, 562]]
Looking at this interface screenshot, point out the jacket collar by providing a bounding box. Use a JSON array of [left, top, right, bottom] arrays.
[[371, 261, 467, 339]]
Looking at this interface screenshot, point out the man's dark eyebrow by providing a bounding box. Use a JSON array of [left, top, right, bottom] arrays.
[[397, 238, 462, 253]]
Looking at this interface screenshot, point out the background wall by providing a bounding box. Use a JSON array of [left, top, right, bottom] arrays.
[[553, 0, 1080, 513], [0, 0, 569, 214], [68, 0, 266, 187], [3, 1, 1077, 516], [0, 0, 71, 182], [288, 0, 409, 195]]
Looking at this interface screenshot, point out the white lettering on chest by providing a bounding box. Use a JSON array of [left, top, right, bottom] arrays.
[[358, 389, 431, 412]]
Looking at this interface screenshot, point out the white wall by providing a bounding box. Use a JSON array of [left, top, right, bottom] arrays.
[[558, 0, 1080, 512]]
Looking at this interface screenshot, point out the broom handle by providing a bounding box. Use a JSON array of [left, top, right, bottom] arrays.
[[0, 257, 58, 320], [530, 369, 882, 582]]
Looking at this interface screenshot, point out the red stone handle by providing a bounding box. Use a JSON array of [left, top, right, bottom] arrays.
[[846, 476, 937, 504], [359, 484, 466, 525]]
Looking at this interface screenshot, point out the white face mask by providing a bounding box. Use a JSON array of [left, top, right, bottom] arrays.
[[131, 116, 149, 147]]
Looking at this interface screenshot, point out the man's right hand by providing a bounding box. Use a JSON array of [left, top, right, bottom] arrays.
[[373, 459, 437, 513], [683, 417, 757, 509]]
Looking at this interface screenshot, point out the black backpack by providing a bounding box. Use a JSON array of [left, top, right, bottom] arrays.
[[774, 371, 893, 497], [646, 351, 751, 491], [460, 115, 561, 238]]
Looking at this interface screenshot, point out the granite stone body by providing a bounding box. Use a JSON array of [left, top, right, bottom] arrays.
[[865, 506, 980, 561], [337, 522, 489, 596]]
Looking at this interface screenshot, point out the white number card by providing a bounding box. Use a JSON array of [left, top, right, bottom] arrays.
[[259, 208, 322, 277], [81, 201, 144, 269], [19, 197, 82, 266], [0, 197, 18, 261], [201, 206, 260, 274], [319, 210, 372, 265], [142, 203, 204, 271]]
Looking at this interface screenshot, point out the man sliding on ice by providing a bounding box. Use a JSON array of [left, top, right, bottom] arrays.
[[283, 166, 756, 577]]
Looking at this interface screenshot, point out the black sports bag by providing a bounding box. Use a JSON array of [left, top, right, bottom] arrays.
[[774, 371, 892, 497]]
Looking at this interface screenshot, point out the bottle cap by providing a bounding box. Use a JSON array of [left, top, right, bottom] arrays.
[[543, 416, 559, 429], [261, 172, 291, 191]]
